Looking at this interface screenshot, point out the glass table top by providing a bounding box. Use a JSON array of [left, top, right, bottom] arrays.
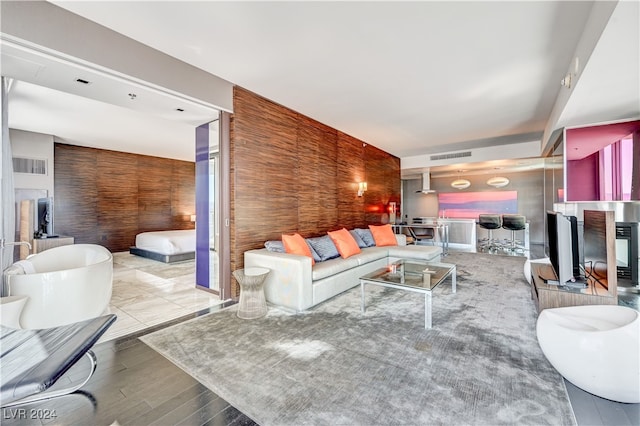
[[360, 259, 455, 291]]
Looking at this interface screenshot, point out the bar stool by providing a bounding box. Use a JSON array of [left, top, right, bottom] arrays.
[[502, 214, 526, 253], [478, 214, 502, 253]]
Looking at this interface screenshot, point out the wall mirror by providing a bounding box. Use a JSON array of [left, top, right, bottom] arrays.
[[564, 119, 640, 201]]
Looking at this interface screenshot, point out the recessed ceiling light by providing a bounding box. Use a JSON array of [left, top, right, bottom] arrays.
[[75, 78, 90, 84]]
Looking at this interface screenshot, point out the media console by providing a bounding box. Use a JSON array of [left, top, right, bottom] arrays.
[[530, 261, 617, 312], [531, 210, 618, 312]]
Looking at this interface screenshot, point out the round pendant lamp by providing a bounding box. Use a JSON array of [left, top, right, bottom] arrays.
[[486, 176, 510, 188], [451, 178, 471, 190]]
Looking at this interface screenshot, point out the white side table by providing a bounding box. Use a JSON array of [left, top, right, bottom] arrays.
[[233, 267, 270, 319]]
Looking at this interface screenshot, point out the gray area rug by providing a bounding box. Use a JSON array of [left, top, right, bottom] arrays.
[[141, 252, 575, 425]]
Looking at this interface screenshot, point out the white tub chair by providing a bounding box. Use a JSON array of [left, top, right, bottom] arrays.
[[536, 304, 640, 403]]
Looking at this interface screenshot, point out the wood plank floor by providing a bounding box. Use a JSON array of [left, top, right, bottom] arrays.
[[1, 303, 257, 426]]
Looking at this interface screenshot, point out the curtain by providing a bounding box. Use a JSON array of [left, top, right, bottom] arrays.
[[1, 76, 16, 287]]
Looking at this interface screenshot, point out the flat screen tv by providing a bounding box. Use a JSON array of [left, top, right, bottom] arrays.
[[546, 211, 583, 286]]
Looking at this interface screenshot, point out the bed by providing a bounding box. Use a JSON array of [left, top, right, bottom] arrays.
[[129, 229, 196, 263]]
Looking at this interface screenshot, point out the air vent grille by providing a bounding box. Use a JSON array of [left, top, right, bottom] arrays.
[[12, 157, 47, 175], [430, 151, 472, 161]]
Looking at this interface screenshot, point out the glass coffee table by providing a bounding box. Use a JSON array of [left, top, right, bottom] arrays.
[[360, 259, 456, 329]]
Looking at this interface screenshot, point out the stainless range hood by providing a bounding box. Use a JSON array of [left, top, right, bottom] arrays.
[[416, 170, 436, 194]]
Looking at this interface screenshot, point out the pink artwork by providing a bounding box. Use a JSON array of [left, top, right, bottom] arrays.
[[438, 191, 518, 218]]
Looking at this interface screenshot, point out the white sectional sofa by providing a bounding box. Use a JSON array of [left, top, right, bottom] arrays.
[[244, 234, 442, 312]]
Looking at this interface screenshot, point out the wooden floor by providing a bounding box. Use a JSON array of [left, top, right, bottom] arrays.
[[1, 303, 257, 426]]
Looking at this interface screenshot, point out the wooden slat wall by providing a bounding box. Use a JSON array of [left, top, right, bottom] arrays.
[[54, 144, 98, 245], [230, 87, 400, 295], [54, 144, 195, 252]]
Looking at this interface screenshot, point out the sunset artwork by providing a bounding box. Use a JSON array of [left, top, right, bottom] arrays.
[[438, 191, 518, 218]]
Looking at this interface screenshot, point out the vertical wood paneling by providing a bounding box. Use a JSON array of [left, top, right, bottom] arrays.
[[53, 144, 195, 253], [336, 133, 366, 229], [230, 87, 400, 296], [172, 161, 197, 230], [97, 150, 138, 249], [364, 145, 387, 224], [54, 144, 98, 244], [138, 156, 173, 231], [297, 118, 338, 235]]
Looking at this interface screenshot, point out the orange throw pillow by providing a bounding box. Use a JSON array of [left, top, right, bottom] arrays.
[[327, 228, 361, 258], [369, 224, 398, 247], [282, 233, 315, 265]]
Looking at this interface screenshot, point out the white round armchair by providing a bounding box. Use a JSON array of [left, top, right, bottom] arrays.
[[537, 304, 640, 403]]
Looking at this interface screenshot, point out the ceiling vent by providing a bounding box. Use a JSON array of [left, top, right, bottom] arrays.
[[416, 170, 436, 194], [430, 151, 472, 161]]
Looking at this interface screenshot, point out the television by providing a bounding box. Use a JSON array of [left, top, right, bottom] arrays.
[[546, 211, 584, 287], [35, 197, 56, 238]]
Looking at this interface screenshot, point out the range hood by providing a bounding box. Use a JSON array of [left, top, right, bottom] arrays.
[[416, 170, 436, 194]]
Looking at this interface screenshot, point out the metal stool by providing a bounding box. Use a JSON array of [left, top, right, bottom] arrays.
[[502, 214, 526, 253], [234, 267, 270, 319], [478, 214, 502, 253]]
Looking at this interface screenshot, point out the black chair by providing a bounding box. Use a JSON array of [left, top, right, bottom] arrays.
[[478, 214, 502, 253], [407, 226, 435, 245], [502, 214, 526, 253], [1, 314, 116, 408]]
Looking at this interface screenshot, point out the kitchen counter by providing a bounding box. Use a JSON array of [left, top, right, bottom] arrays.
[[407, 217, 477, 251], [408, 217, 530, 253]]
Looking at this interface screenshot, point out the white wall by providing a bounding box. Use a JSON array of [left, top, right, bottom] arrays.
[[10, 128, 54, 195]]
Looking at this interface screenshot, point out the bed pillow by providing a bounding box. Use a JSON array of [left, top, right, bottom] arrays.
[[369, 224, 398, 247], [349, 230, 368, 248], [306, 235, 340, 262], [282, 233, 315, 265], [264, 240, 285, 253], [328, 228, 361, 259], [354, 228, 376, 247]]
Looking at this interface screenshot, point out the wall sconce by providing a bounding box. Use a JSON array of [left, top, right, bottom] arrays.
[[357, 182, 368, 197], [190, 214, 196, 222], [486, 176, 510, 188], [450, 178, 471, 190]]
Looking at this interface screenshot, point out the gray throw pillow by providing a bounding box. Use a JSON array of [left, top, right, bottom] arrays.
[[264, 240, 285, 253], [349, 230, 368, 248], [355, 228, 376, 247], [306, 235, 340, 261], [267, 239, 320, 262]]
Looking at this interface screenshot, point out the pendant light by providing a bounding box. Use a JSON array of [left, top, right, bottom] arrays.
[[450, 170, 470, 190]]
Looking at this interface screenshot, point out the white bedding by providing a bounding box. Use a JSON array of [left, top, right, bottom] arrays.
[[135, 230, 196, 255]]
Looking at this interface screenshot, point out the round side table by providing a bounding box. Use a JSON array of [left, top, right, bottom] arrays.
[[233, 267, 270, 319]]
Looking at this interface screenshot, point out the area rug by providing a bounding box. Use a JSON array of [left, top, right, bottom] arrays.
[[140, 252, 575, 425]]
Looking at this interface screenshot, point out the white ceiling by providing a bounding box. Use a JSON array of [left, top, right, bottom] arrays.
[[4, 1, 639, 169]]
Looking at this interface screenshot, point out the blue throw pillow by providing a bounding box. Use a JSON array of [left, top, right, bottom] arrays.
[[306, 235, 340, 261], [264, 240, 285, 253], [355, 228, 376, 247], [307, 241, 321, 263], [349, 230, 368, 248]]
